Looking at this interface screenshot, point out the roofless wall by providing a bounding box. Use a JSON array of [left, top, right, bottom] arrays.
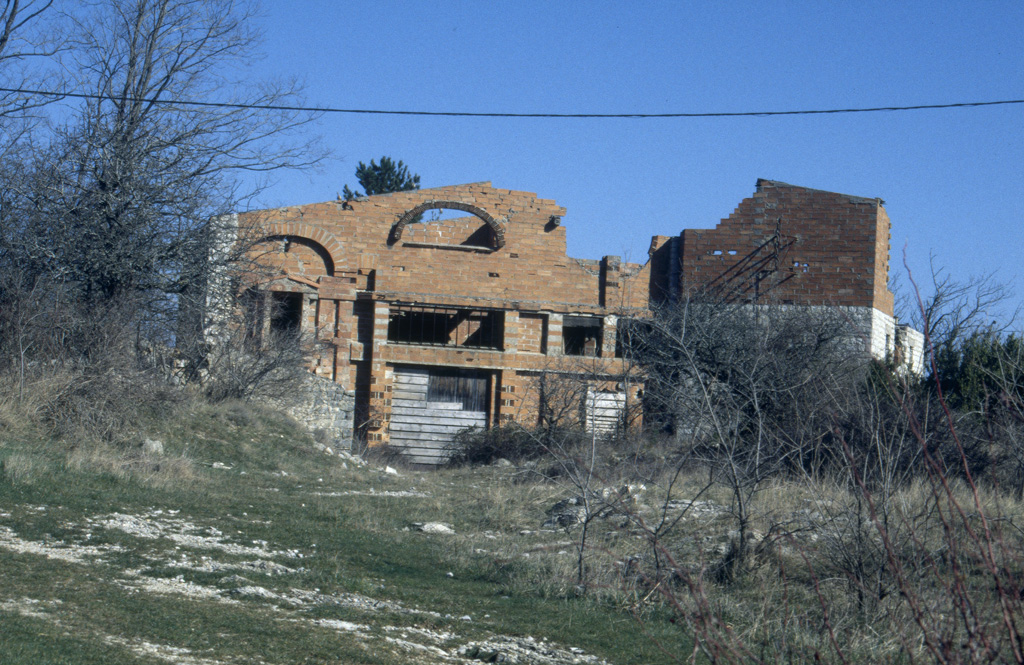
[[231, 178, 903, 461]]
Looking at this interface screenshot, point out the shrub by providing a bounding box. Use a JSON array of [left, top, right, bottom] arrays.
[[446, 425, 596, 467]]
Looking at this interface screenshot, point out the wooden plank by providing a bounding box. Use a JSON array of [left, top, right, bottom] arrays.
[[394, 371, 429, 380], [391, 422, 487, 432], [391, 412, 487, 425], [391, 398, 465, 410], [394, 370, 429, 379], [391, 411, 487, 423], [389, 443, 456, 458], [390, 419, 485, 430], [389, 443, 459, 456], [390, 421, 484, 431], [393, 379, 429, 390], [390, 431, 480, 443], [392, 385, 429, 395], [390, 442, 450, 457], [389, 432, 451, 443], [389, 422, 484, 433], [388, 442, 449, 453], [391, 399, 487, 413], [391, 414, 486, 426], [391, 366, 490, 466]]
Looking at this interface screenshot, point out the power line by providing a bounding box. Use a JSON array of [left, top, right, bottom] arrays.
[[1, 86, 1022, 118]]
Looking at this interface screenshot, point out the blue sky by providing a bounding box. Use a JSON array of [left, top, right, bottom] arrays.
[[249, 1, 1024, 320]]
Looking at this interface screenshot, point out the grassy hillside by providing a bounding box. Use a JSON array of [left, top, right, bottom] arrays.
[[5, 397, 1024, 664], [0, 402, 685, 665]]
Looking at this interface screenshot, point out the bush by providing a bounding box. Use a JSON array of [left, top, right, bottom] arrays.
[[446, 425, 587, 466], [198, 328, 312, 403]]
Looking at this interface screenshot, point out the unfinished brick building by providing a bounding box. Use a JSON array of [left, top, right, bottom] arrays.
[[227, 178, 920, 464]]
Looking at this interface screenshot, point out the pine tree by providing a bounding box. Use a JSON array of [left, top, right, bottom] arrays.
[[342, 157, 420, 200]]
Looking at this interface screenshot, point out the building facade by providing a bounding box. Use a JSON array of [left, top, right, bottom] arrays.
[[229, 179, 921, 464]]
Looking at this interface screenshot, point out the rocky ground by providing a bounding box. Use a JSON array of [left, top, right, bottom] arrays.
[[0, 456, 619, 665]]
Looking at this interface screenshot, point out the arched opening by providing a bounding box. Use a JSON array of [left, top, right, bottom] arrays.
[[253, 235, 335, 278], [389, 200, 505, 250]]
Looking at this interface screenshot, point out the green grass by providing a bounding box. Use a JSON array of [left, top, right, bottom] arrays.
[[0, 401, 690, 664]]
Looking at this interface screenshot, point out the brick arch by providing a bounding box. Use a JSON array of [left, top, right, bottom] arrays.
[[389, 200, 506, 249], [258, 223, 344, 273]]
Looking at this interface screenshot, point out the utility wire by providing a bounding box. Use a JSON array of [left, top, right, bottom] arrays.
[[1, 86, 1021, 118]]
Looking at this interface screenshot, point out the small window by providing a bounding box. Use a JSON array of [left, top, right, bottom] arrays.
[[269, 292, 303, 334], [563, 316, 603, 357], [615, 318, 635, 359]]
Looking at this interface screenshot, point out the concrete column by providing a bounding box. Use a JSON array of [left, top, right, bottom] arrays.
[[547, 313, 563, 356], [503, 310, 519, 354], [602, 314, 618, 358]]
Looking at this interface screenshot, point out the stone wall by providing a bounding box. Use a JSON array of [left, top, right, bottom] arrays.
[[270, 374, 356, 449]]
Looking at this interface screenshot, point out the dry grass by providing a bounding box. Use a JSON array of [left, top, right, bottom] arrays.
[[0, 452, 46, 484], [419, 450, 1024, 663], [0, 372, 207, 489]]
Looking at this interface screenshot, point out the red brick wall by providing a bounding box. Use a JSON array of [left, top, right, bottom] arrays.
[[244, 183, 651, 314], [240, 179, 899, 446], [680, 180, 893, 315], [518, 313, 547, 354], [252, 236, 333, 279]]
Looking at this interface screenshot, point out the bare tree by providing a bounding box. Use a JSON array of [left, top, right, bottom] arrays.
[[0, 0, 325, 440], [626, 299, 859, 580], [0, 0, 62, 123], [7, 0, 323, 350], [903, 259, 1018, 376]]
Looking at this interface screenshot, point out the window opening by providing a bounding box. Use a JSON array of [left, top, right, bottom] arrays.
[[615, 317, 653, 360], [615, 318, 639, 359], [269, 292, 303, 335], [388, 305, 503, 350], [563, 316, 603, 357], [427, 369, 489, 412], [400, 206, 494, 248]]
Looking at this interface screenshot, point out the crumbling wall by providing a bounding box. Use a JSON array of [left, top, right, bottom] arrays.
[[268, 375, 356, 449], [236, 179, 910, 460], [239, 183, 646, 456], [680, 180, 893, 315]]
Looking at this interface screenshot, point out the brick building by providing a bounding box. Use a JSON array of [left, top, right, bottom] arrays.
[[225, 178, 921, 464]]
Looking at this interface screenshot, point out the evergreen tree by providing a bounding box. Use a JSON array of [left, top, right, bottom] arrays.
[[934, 330, 1024, 413], [342, 156, 420, 200]]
